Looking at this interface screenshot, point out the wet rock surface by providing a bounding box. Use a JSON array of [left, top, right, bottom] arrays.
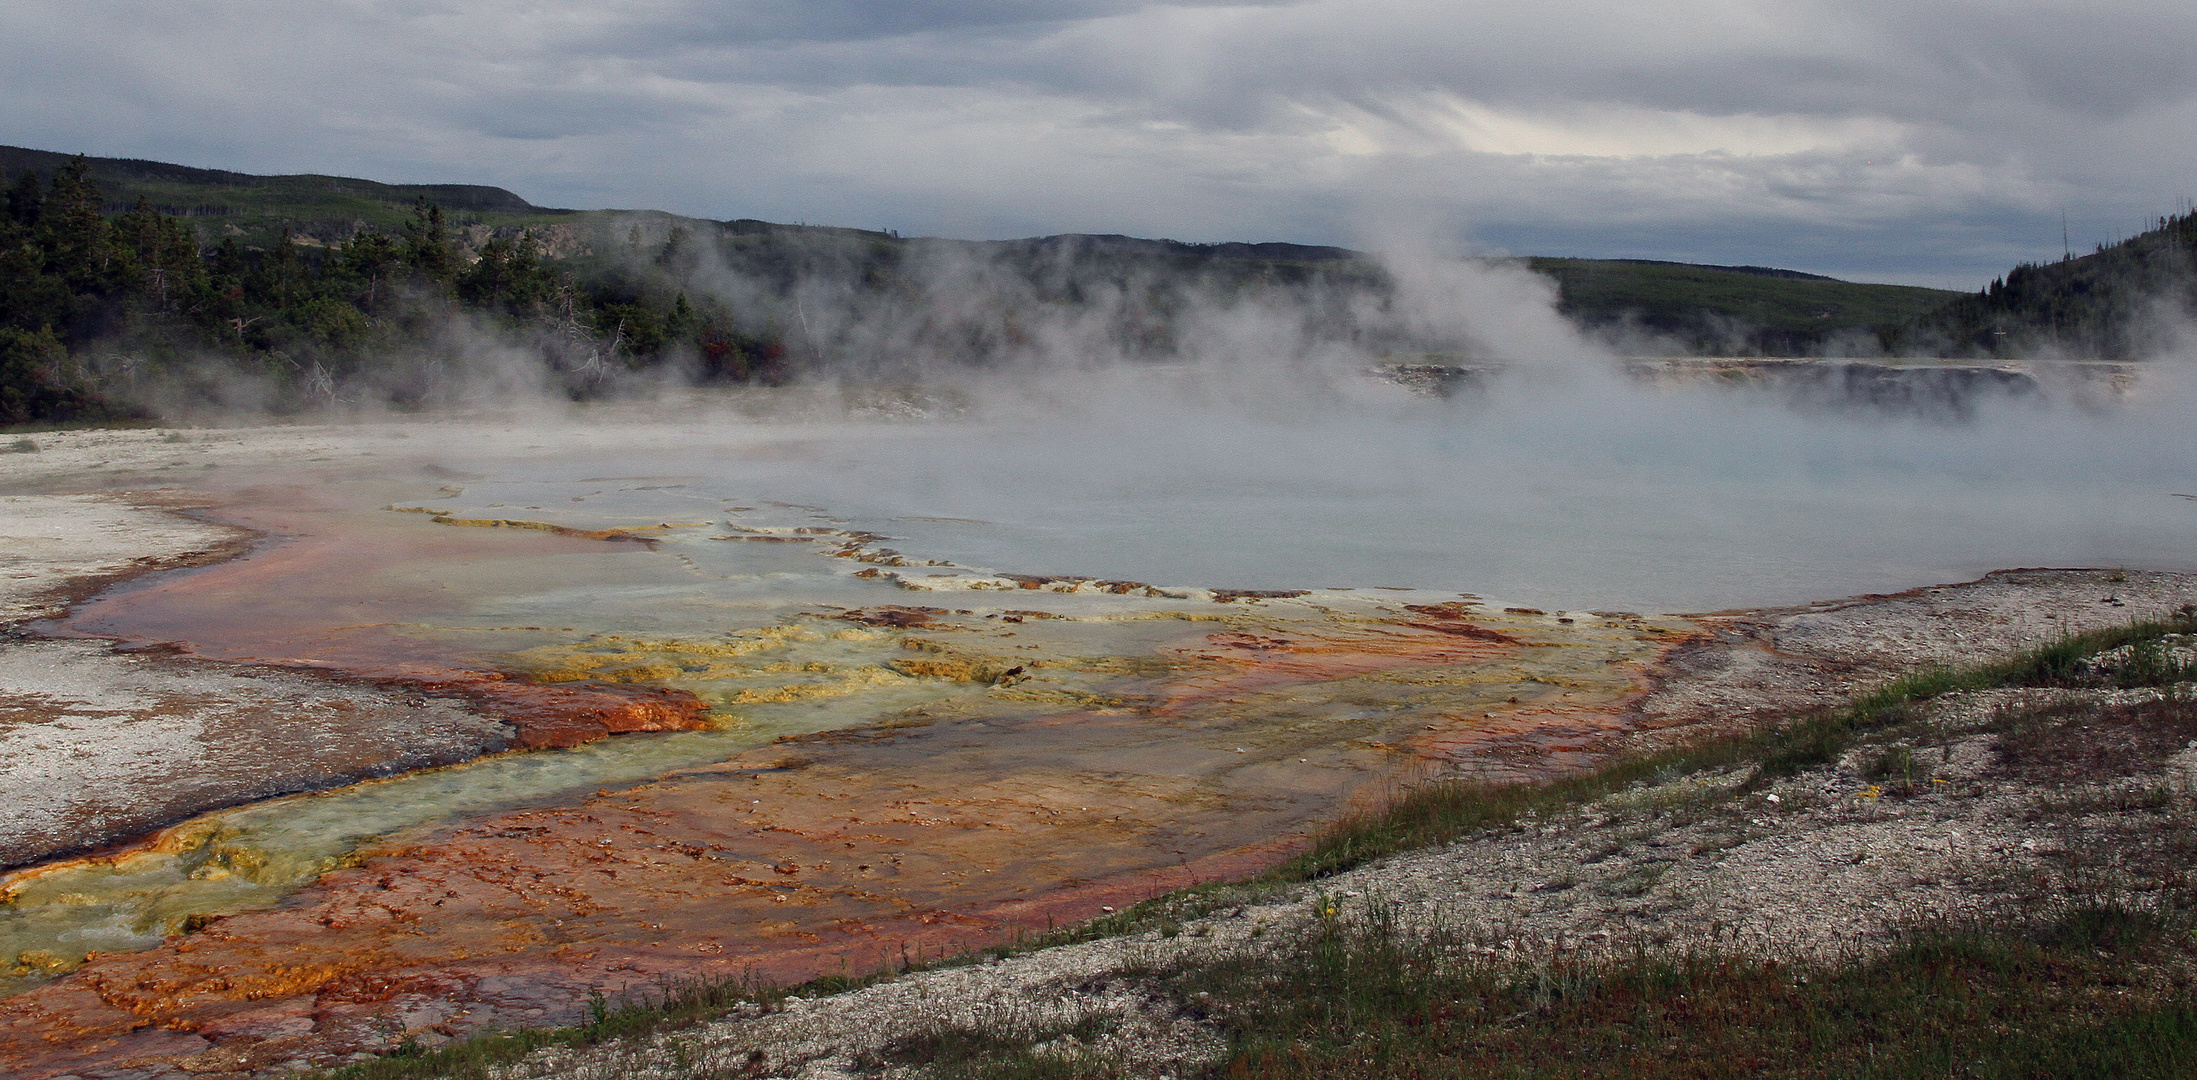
[[0, 641, 513, 869], [0, 594, 1671, 1078], [0, 491, 244, 626]]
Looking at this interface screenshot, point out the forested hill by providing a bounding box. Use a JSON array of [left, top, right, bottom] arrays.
[[0, 145, 2006, 426], [1904, 210, 2197, 360], [0, 153, 756, 425]]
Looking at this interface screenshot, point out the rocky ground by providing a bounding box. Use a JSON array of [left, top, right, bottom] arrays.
[[485, 674, 2197, 1080]]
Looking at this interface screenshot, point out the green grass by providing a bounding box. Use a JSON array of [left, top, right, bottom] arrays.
[[1139, 898, 2197, 1079], [1525, 257, 1961, 355]]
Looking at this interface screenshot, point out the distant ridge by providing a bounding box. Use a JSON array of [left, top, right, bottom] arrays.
[[1602, 258, 1842, 282], [0, 142, 1961, 364], [992, 233, 1361, 263], [0, 145, 550, 216]]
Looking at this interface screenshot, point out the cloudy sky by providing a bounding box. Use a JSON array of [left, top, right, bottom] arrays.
[[5, 1, 2194, 287]]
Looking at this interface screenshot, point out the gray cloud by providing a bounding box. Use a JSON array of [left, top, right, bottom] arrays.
[[3, 0, 2192, 285]]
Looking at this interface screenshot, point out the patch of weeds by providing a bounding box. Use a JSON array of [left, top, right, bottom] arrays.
[[1995, 697, 2197, 784], [1157, 896, 2197, 1079], [863, 1007, 1121, 1080], [2005, 610, 2197, 689], [1602, 861, 1668, 898], [2124, 636, 2197, 688], [1756, 697, 1933, 780], [1596, 775, 1739, 828], [2022, 899, 2178, 952], [1861, 745, 1924, 796], [2032, 781, 2178, 818], [4, 436, 36, 453]]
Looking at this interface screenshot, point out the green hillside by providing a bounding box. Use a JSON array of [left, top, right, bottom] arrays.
[[1527, 257, 1961, 356], [0, 145, 574, 252]]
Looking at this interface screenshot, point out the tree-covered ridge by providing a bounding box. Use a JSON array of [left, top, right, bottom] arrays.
[[14, 145, 2189, 427], [1909, 210, 2197, 360], [0, 156, 767, 423]]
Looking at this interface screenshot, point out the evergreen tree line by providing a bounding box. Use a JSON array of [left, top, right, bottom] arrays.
[[1906, 209, 2197, 361], [0, 156, 784, 424]]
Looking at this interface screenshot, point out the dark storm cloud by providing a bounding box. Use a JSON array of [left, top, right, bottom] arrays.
[[2, 0, 2192, 284]]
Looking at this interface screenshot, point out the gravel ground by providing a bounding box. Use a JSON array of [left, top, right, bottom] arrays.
[[1631, 567, 2196, 738], [481, 671, 2197, 1080]]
